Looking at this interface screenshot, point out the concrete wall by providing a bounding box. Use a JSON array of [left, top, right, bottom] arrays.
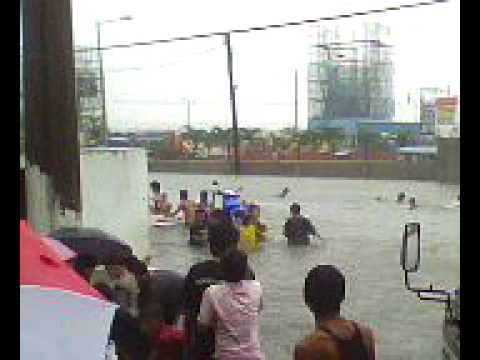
[[149, 159, 439, 181], [437, 138, 460, 184], [25, 149, 150, 259], [80, 148, 150, 260], [25, 163, 80, 234]]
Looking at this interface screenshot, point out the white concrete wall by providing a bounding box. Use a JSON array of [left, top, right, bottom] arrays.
[[80, 148, 150, 260], [25, 163, 80, 234]]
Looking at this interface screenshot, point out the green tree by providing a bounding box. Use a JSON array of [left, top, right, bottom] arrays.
[[358, 129, 382, 160], [292, 131, 316, 160], [320, 128, 345, 154], [271, 135, 290, 155], [146, 139, 170, 157], [396, 132, 415, 147], [305, 130, 325, 152], [81, 115, 104, 145], [208, 127, 230, 158]]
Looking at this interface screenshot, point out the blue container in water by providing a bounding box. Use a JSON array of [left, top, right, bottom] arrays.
[[223, 193, 241, 217]]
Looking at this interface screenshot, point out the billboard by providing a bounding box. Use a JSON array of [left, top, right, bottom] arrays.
[[436, 97, 458, 125], [419, 87, 447, 134]]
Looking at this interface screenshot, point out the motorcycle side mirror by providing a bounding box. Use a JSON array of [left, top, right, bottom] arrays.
[[401, 222, 421, 272]]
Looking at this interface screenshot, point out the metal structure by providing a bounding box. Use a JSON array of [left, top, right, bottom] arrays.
[[308, 23, 395, 133], [75, 46, 105, 145]]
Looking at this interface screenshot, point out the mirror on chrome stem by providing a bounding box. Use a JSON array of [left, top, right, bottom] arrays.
[[401, 222, 421, 273]]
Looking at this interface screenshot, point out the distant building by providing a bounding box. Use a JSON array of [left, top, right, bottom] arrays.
[[419, 87, 448, 135], [397, 146, 438, 162], [133, 130, 176, 145], [435, 96, 459, 138], [308, 23, 395, 136], [104, 137, 133, 148], [357, 121, 421, 136]]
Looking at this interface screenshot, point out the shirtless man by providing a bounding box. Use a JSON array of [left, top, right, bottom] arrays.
[[295, 265, 377, 360]]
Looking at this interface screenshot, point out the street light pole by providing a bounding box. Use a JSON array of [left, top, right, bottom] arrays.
[[96, 16, 132, 144], [187, 99, 191, 129], [294, 69, 298, 132]]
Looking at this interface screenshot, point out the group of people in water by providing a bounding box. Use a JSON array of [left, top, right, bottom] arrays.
[[377, 191, 460, 210], [71, 208, 375, 360], [97, 178, 457, 359], [396, 192, 417, 210], [374, 191, 417, 210], [150, 180, 320, 249]]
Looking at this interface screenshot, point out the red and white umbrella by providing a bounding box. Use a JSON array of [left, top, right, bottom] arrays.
[[20, 221, 118, 360]]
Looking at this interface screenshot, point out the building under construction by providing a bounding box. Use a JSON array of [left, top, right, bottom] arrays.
[[75, 46, 105, 145], [308, 23, 395, 136]]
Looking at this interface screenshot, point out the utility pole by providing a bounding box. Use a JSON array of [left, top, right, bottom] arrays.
[[224, 33, 240, 175], [294, 69, 298, 132]]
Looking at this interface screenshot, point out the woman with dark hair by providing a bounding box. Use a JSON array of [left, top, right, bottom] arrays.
[[294, 265, 376, 360], [140, 270, 186, 360], [72, 254, 97, 283], [198, 249, 264, 360], [184, 221, 254, 360]]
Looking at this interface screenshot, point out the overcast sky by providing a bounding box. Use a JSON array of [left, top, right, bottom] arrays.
[[72, 0, 459, 131]]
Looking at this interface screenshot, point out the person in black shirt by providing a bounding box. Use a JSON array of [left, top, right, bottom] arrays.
[[109, 307, 152, 360], [184, 220, 255, 360], [284, 203, 317, 245]]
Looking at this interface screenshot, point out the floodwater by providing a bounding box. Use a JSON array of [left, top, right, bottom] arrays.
[[148, 172, 460, 360]]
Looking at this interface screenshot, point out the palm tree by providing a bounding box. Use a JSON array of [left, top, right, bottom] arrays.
[[292, 130, 314, 160], [198, 129, 214, 157], [270, 134, 289, 158], [320, 128, 345, 154], [210, 127, 230, 158], [306, 130, 324, 152], [146, 139, 170, 158]]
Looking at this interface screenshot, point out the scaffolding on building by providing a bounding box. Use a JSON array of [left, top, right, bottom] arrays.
[[308, 23, 395, 132], [75, 46, 105, 145]]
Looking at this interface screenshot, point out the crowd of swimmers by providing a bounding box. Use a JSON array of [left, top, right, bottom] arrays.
[[71, 214, 376, 360]]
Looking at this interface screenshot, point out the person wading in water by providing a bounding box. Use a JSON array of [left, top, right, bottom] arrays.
[[283, 203, 317, 245]]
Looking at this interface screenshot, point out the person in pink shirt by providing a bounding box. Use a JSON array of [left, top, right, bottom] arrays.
[[198, 249, 264, 360]]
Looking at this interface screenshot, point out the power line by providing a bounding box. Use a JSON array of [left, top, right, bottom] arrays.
[[134, 46, 221, 71], [111, 99, 297, 106], [75, 0, 448, 53]]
